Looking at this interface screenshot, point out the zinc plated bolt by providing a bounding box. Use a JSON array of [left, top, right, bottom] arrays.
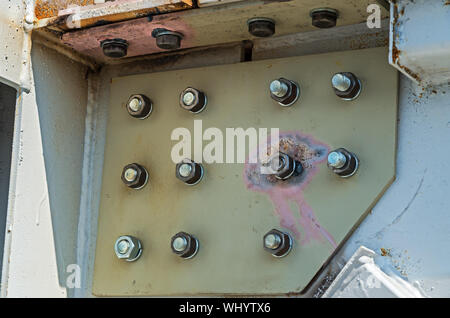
[[114, 235, 142, 262], [126, 94, 153, 119], [327, 148, 359, 178], [121, 163, 149, 189], [170, 232, 199, 259], [176, 159, 204, 185], [179, 87, 207, 113], [269, 78, 300, 107], [263, 229, 293, 257], [331, 72, 362, 100]]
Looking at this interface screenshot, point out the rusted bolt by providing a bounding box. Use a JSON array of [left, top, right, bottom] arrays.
[[126, 94, 153, 119], [152, 28, 183, 50], [331, 72, 362, 100], [176, 159, 204, 185], [263, 229, 292, 257], [310, 8, 339, 29], [269, 78, 300, 106], [114, 235, 142, 262], [265, 152, 303, 180], [100, 39, 129, 58], [121, 163, 149, 189], [247, 17, 275, 37], [327, 148, 359, 178], [179, 87, 207, 113], [171, 232, 199, 259]]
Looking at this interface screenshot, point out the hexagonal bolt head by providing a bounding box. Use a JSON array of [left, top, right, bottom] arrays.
[[179, 87, 207, 113], [152, 28, 183, 50], [247, 17, 275, 37], [269, 78, 300, 107], [327, 148, 359, 178], [331, 72, 362, 100], [265, 152, 302, 180], [175, 159, 204, 185], [100, 39, 129, 58], [126, 94, 153, 119], [263, 229, 293, 257], [114, 235, 142, 262], [170, 232, 199, 259], [310, 8, 339, 29], [121, 163, 149, 189]]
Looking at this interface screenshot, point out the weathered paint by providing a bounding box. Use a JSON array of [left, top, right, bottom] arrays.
[[244, 131, 336, 248], [35, 0, 192, 30], [389, 0, 450, 86], [62, 13, 195, 60], [60, 0, 389, 62], [35, 0, 94, 19]]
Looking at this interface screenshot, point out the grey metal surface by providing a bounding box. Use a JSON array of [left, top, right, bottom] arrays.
[[0, 83, 17, 282]]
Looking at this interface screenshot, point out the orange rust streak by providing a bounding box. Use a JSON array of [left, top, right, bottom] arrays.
[[35, 0, 95, 19]]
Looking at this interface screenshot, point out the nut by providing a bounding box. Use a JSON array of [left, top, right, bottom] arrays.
[[263, 229, 292, 257], [247, 17, 275, 37], [327, 148, 359, 178], [126, 94, 153, 119], [170, 232, 199, 259], [265, 152, 303, 180], [175, 159, 204, 185], [114, 235, 142, 262], [121, 163, 149, 189], [152, 28, 183, 50], [310, 8, 339, 29], [100, 39, 129, 58], [269, 78, 300, 106], [179, 87, 207, 113], [331, 72, 362, 100]]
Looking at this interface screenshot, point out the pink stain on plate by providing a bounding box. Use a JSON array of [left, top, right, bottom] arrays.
[[243, 131, 337, 249]]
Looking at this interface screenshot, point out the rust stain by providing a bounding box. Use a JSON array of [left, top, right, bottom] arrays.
[[36, 0, 191, 30], [391, 2, 422, 83], [35, 0, 94, 19], [243, 131, 336, 249], [380, 247, 391, 256]]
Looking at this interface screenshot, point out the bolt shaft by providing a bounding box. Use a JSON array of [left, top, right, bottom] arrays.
[[328, 151, 347, 169], [270, 80, 289, 97], [332, 73, 352, 92]]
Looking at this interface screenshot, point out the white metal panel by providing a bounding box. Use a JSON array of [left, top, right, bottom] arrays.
[[338, 77, 450, 297], [323, 246, 424, 298], [0, 0, 32, 90], [389, 0, 450, 86]]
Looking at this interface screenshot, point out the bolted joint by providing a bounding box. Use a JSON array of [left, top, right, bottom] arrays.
[[266, 152, 303, 180], [114, 235, 142, 262], [121, 163, 149, 189], [152, 28, 183, 50], [126, 94, 153, 119], [170, 232, 199, 259], [176, 159, 204, 185], [179, 87, 207, 113], [310, 8, 339, 29], [263, 229, 293, 258], [100, 38, 129, 58], [247, 17, 276, 37], [331, 72, 362, 100], [327, 148, 359, 178], [269, 78, 300, 107]]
